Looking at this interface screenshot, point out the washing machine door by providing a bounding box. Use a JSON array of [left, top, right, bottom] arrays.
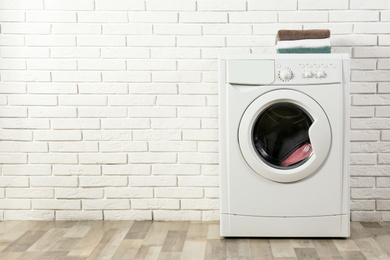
[[238, 89, 332, 183]]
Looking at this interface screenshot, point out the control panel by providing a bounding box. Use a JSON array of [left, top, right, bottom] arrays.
[[275, 60, 342, 85]]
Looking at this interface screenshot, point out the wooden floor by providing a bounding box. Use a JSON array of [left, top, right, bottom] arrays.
[[0, 221, 389, 260]]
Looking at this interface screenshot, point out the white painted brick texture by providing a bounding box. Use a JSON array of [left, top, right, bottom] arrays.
[[0, 0, 389, 221]]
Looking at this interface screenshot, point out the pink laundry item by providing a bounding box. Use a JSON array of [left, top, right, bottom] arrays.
[[280, 142, 312, 167]]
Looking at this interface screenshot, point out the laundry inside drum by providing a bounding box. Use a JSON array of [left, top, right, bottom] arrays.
[[252, 102, 314, 169]]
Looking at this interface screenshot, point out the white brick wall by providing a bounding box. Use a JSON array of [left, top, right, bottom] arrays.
[[0, 0, 389, 222]]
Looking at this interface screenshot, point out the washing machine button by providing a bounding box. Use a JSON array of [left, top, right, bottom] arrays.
[[303, 71, 313, 78], [316, 71, 326, 78]]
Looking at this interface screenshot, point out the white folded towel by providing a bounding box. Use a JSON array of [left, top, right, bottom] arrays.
[[276, 38, 331, 49]]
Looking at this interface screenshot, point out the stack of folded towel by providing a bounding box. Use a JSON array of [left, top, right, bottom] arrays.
[[276, 29, 331, 54]]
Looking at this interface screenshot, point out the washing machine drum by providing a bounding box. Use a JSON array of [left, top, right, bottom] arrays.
[[238, 89, 332, 183]]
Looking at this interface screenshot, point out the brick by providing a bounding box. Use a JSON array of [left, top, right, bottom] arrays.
[[153, 71, 201, 82], [129, 176, 176, 187], [152, 164, 200, 175], [202, 211, 219, 221], [28, 83, 78, 94], [0, 153, 27, 164], [104, 210, 152, 220], [128, 153, 176, 164], [0, 129, 31, 141], [56, 211, 103, 220], [0, 177, 28, 187], [382, 131, 390, 141], [128, 107, 176, 118], [155, 187, 203, 198], [52, 24, 101, 35], [78, 60, 126, 71], [299, 0, 347, 9], [0, 35, 26, 46], [378, 154, 390, 164], [207, 24, 253, 35], [178, 60, 217, 71], [7, 95, 55, 107], [4, 210, 54, 220], [178, 176, 219, 187], [30, 177, 78, 187], [56, 188, 103, 199], [351, 212, 382, 222], [351, 142, 390, 153], [227, 36, 275, 47], [354, 47, 390, 58], [2, 165, 51, 176], [180, 12, 227, 23], [183, 130, 218, 141], [351, 165, 390, 176], [79, 176, 128, 187], [78, 36, 126, 47], [45, 0, 93, 10], [27, 60, 77, 70], [0, 59, 26, 69], [95, 0, 144, 11], [2, 71, 51, 82], [350, 59, 377, 70], [51, 119, 100, 130], [351, 0, 390, 9], [106, 188, 153, 198], [33, 199, 80, 210], [108, 95, 155, 106], [127, 60, 176, 71], [157, 95, 205, 106], [79, 153, 127, 164], [149, 141, 197, 152], [102, 165, 150, 175], [383, 11, 390, 21], [146, 0, 195, 11], [0, 200, 30, 209], [178, 107, 218, 118], [1, 47, 49, 58], [377, 200, 390, 210], [153, 210, 201, 221], [229, 12, 277, 23], [59, 96, 106, 106], [177, 36, 224, 47], [350, 107, 374, 118], [202, 165, 219, 175], [83, 199, 129, 210], [102, 119, 150, 129], [78, 107, 127, 118], [279, 11, 328, 22], [0, 83, 26, 94], [352, 95, 390, 105], [350, 83, 376, 94], [151, 118, 200, 129], [154, 24, 201, 35], [379, 83, 390, 93], [29, 153, 78, 164], [132, 199, 179, 210], [0, 107, 27, 118], [331, 35, 377, 46], [26, 35, 76, 46], [0, 118, 49, 129], [100, 141, 147, 152], [83, 130, 132, 141], [303, 23, 353, 34], [52, 72, 101, 82], [330, 11, 379, 22], [29, 107, 77, 118], [355, 23, 390, 34], [133, 130, 181, 141], [198, 142, 218, 152], [27, 11, 76, 22], [181, 199, 219, 210], [377, 177, 390, 187], [151, 48, 200, 59], [102, 47, 150, 58], [252, 24, 302, 35], [352, 118, 390, 129], [79, 84, 128, 94], [78, 12, 128, 23], [376, 106, 390, 117], [127, 35, 175, 47], [0, 11, 25, 22], [129, 12, 177, 23], [103, 71, 151, 82], [350, 154, 377, 165], [205, 188, 219, 198], [198, 1, 246, 11], [34, 130, 81, 141], [52, 165, 100, 176], [377, 59, 390, 69], [351, 200, 375, 211], [0, 141, 47, 152], [179, 83, 217, 94], [130, 84, 177, 94], [351, 188, 390, 199], [1, 23, 50, 34], [51, 47, 100, 58]]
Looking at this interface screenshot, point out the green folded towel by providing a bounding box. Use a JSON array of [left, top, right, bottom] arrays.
[[277, 46, 331, 54]]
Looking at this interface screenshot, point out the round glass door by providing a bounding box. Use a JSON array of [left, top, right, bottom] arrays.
[[253, 103, 313, 169], [238, 89, 331, 183]]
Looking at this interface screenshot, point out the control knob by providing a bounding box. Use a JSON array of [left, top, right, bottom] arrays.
[[316, 71, 326, 78], [303, 71, 313, 78], [279, 69, 293, 81]]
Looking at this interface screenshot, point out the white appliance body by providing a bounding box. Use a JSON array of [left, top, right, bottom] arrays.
[[219, 54, 350, 237]]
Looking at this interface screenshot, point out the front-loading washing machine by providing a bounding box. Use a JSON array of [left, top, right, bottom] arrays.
[[219, 54, 350, 237]]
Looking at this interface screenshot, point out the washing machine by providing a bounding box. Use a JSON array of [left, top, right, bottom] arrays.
[[219, 54, 350, 237]]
